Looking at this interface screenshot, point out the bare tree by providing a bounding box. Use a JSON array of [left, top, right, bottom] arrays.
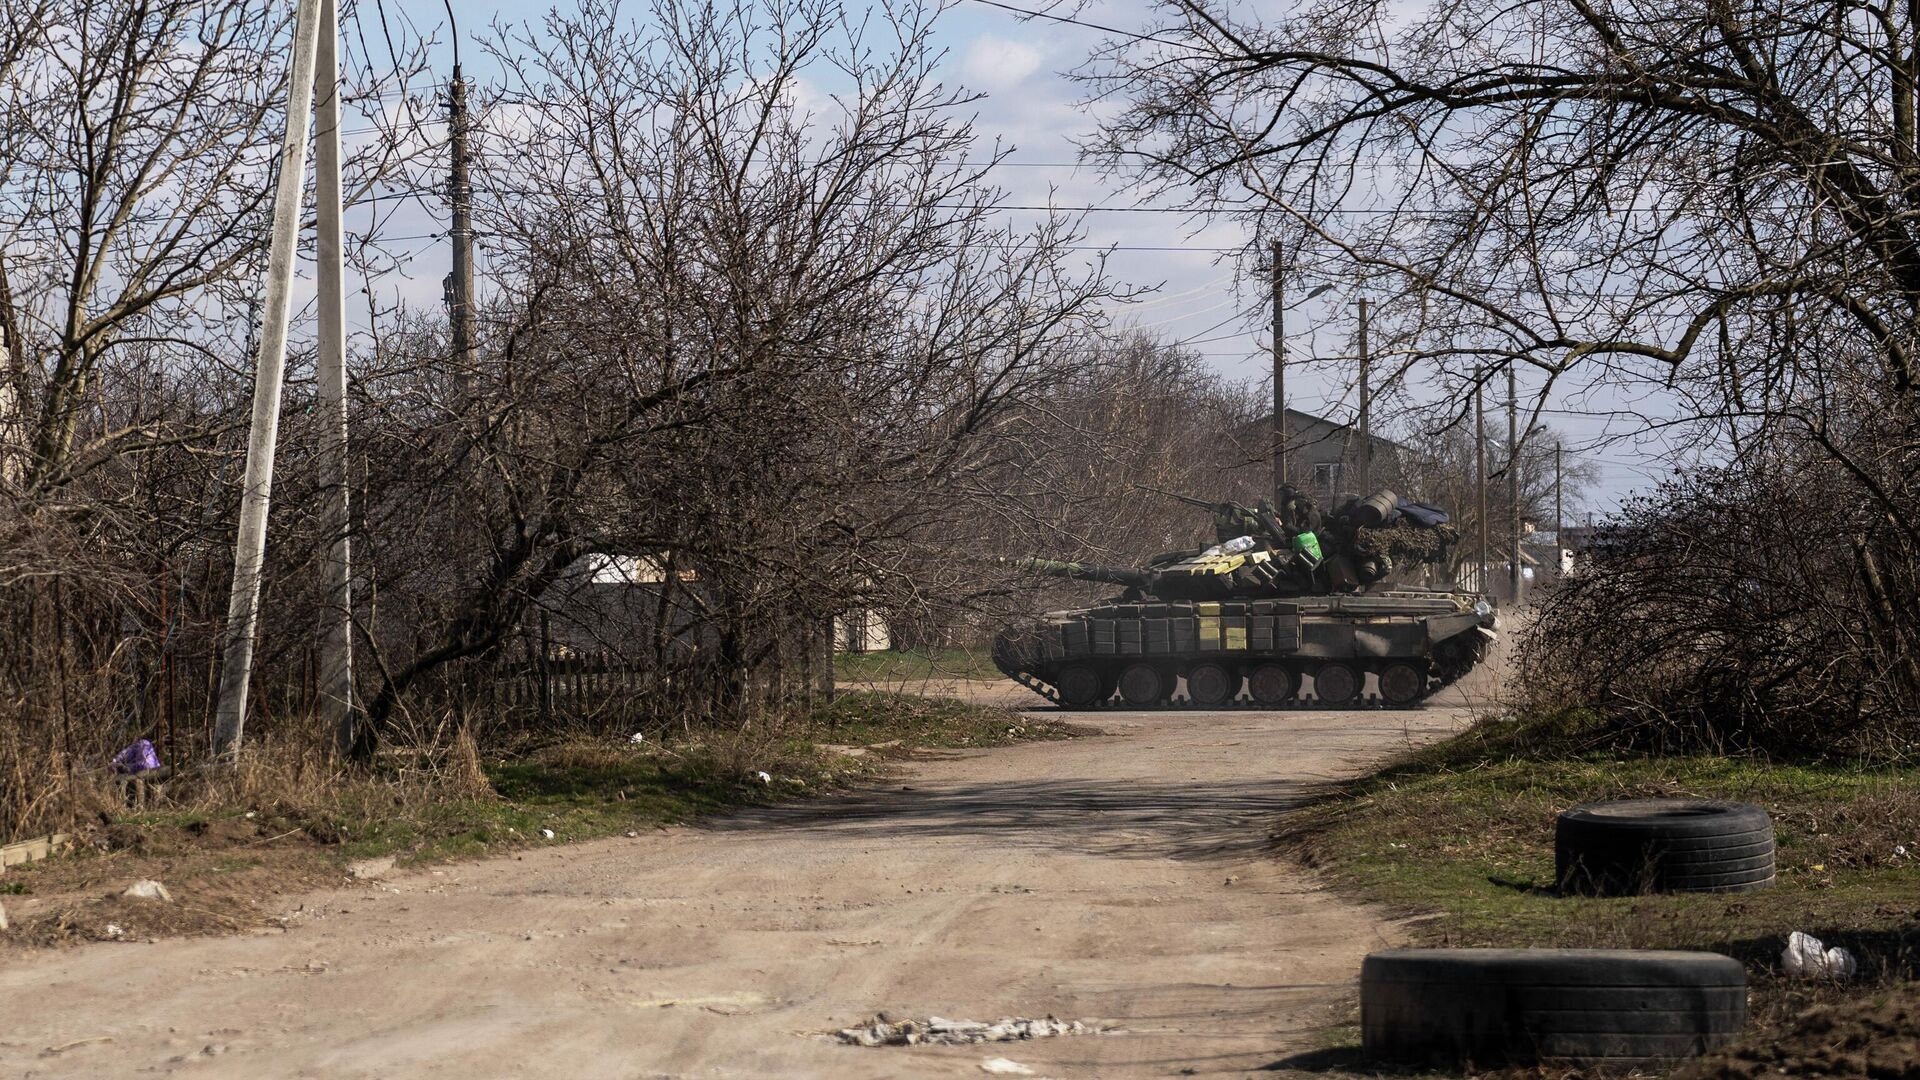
[[1080, 0, 1920, 737], [1082, 0, 1918, 490], [0, 0, 429, 829], [329, 0, 1120, 746]]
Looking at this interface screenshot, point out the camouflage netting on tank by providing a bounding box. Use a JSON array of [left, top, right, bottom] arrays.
[[1350, 522, 1457, 565]]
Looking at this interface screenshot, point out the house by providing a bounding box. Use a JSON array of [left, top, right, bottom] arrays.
[[1226, 408, 1411, 504]]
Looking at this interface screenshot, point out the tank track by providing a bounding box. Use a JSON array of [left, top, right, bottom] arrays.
[[1003, 679, 1433, 711], [999, 663, 1472, 712]]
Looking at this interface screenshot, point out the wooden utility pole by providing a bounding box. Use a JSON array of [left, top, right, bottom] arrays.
[[1475, 377, 1487, 594], [1508, 363, 1522, 605], [213, 0, 327, 757], [1270, 238, 1287, 502], [314, 0, 353, 755], [1356, 295, 1371, 494], [447, 60, 475, 389]]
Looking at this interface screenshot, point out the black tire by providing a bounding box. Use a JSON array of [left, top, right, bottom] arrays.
[[1185, 662, 1237, 706], [1312, 662, 1360, 706], [1377, 661, 1427, 706], [1362, 948, 1747, 1069], [1556, 799, 1775, 896], [1116, 662, 1166, 707], [1247, 662, 1298, 705], [1054, 664, 1108, 709]]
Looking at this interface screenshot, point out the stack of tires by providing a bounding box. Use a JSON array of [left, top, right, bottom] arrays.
[[1359, 798, 1775, 1069]]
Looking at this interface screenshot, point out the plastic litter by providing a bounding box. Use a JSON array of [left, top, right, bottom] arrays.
[[754, 771, 772, 784], [837, 1014, 1094, 1047], [1200, 535, 1258, 557], [979, 1060, 1034, 1076], [111, 739, 162, 774], [1782, 931, 1857, 979], [540, 828, 556, 840], [123, 879, 173, 902]]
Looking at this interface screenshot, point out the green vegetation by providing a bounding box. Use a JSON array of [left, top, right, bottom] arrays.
[[1283, 732, 1920, 961], [833, 647, 1002, 683], [1280, 714, 1920, 1051]]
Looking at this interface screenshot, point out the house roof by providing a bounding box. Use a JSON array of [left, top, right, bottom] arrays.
[[1246, 408, 1411, 455]]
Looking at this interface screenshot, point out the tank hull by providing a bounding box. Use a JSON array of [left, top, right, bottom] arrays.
[[992, 592, 1494, 709]]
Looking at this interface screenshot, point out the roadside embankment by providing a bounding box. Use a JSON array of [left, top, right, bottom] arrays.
[[0, 691, 1073, 954], [1276, 714, 1920, 1075]]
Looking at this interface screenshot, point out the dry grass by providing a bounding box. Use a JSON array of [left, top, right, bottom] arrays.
[[0, 691, 1073, 956]]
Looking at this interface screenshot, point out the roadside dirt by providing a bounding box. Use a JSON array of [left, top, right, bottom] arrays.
[[0, 688, 1476, 1079]]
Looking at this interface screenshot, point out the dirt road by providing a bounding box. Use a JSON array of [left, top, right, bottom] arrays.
[[1, 690, 1473, 1079]]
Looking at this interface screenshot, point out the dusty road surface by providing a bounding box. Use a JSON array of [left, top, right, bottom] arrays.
[[1, 688, 1477, 1079]]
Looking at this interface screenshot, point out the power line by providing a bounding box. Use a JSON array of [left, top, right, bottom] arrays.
[[961, 0, 1203, 50]]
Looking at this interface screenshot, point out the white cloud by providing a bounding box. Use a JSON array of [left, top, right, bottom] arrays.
[[961, 35, 1044, 90]]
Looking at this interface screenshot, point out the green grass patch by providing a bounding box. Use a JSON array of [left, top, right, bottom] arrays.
[[1283, 745, 1920, 963], [833, 647, 1001, 683], [1278, 721, 1920, 1069], [812, 689, 1076, 752]]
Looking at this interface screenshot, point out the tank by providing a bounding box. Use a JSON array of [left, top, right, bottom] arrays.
[[991, 487, 1497, 709]]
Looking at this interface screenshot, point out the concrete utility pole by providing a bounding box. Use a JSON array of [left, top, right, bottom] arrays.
[[1475, 378, 1487, 594], [1356, 295, 1371, 494], [314, 0, 354, 756], [446, 58, 475, 389], [1270, 238, 1287, 502], [1508, 363, 1522, 605], [213, 0, 328, 757], [1555, 439, 1564, 574]]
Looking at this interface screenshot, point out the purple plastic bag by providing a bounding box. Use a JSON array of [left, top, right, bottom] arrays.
[[112, 738, 162, 774]]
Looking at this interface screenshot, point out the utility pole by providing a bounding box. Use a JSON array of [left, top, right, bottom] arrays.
[[213, 0, 326, 757], [1554, 440, 1564, 574], [314, 0, 353, 755], [1475, 377, 1487, 594], [1508, 363, 1522, 605], [1270, 238, 1287, 503], [1356, 295, 1371, 494], [446, 56, 475, 391]]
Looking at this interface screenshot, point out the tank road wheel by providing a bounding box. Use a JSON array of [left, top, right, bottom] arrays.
[[1312, 662, 1361, 706], [1378, 662, 1428, 707], [1248, 663, 1299, 706], [1054, 664, 1109, 709], [1185, 663, 1237, 707], [1117, 663, 1167, 707]]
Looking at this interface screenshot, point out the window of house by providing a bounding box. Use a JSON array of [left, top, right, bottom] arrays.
[[1312, 461, 1343, 495]]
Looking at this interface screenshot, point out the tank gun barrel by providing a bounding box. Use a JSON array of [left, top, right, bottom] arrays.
[[1145, 487, 1226, 513], [1007, 557, 1154, 589]]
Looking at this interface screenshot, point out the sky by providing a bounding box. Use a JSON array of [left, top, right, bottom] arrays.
[[342, 0, 1676, 515]]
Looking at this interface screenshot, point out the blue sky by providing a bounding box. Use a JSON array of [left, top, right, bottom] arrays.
[[347, 0, 1669, 512]]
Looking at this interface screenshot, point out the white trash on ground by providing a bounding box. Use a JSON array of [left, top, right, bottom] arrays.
[[837, 1014, 1095, 1047], [979, 1059, 1035, 1075], [123, 879, 173, 902], [1782, 930, 1858, 979]]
